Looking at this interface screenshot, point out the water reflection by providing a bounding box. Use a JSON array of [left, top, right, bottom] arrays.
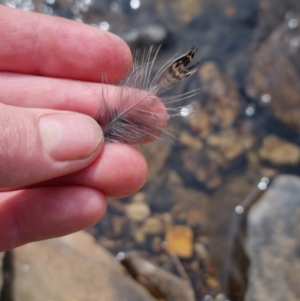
[[288, 18, 299, 29], [180, 105, 194, 117], [261, 93, 271, 104], [130, 0, 140, 10]]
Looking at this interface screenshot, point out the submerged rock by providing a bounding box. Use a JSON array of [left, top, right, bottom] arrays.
[[245, 174, 300, 301], [198, 62, 241, 129], [247, 16, 300, 131], [259, 135, 300, 165], [6, 232, 156, 301], [0, 252, 4, 294]]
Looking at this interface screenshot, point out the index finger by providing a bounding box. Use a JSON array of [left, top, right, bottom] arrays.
[[0, 6, 132, 83]]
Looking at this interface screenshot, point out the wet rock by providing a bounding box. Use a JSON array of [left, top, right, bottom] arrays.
[[9, 231, 156, 301], [206, 276, 220, 291], [132, 226, 146, 244], [151, 236, 163, 253], [245, 175, 300, 301], [247, 16, 300, 131], [141, 140, 172, 179], [259, 135, 300, 165], [111, 215, 127, 237], [171, 187, 208, 227], [142, 217, 164, 235], [187, 209, 206, 229], [132, 192, 147, 203], [165, 225, 193, 258], [255, 0, 300, 40], [98, 237, 120, 250], [206, 129, 256, 166], [121, 252, 195, 301], [198, 62, 241, 129], [179, 131, 203, 150], [156, 0, 202, 24], [194, 243, 209, 260], [184, 103, 211, 138], [125, 202, 151, 222], [182, 148, 222, 189], [0, 252, 4, 294], [145, 174, 176, 212]]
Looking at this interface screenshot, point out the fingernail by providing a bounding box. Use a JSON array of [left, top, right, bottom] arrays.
[[39, 113, 103, 161]]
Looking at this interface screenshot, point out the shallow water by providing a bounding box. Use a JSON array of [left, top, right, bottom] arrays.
[[3, 0, 300, 299]]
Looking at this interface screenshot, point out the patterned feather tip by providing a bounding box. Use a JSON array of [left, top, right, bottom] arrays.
[[96, 46, 201, 144]]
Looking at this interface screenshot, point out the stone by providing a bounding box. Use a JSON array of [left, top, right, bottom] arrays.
[[122, 252, 195, 301], [151, 236, 163, 253], [194, 243, 209, 260], [182, 148, 222, 189], [132, 226, 146, 244], [125, 202, 151, 222], [179, 130, 203, 150], [156, 0, 202, 24], [245, 175, 300, 301], [142, 217, 164, 235], [206, 129, 256, 165], [184, 103, 211, 138], [165, 225, 193, 258], [132, 192, 147, 203], [0, 252, 4, 294], [247, 16, 300, 131], [9, 231, 156, 301], [259, 135, 300, 165], [111, 215, 127, 237], [141, 140, 172, 180], [198, 62, 241, 129], [255, 0, 300, 40], [187, 210, 206, 229]]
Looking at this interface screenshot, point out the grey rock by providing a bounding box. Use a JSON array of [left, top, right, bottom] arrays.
[[245, 175, 300, 301]]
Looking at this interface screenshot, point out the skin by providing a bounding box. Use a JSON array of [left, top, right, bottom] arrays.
[[0, 6, 164, 251]]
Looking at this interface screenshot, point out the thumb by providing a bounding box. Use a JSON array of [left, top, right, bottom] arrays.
[[0, 103, 103, 188]]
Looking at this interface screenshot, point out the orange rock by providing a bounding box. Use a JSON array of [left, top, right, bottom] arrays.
[[165, 225, 193, 258]]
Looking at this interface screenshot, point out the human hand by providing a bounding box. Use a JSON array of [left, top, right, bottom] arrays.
[[0, 6, 153, 251]]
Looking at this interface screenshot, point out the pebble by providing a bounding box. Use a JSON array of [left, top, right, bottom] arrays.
[[125, 202, 151, 222], [165, 225, 193, 258], [142, 217, 164, 235], [259, 135, 300, 165], [194, 243, 209, 260]]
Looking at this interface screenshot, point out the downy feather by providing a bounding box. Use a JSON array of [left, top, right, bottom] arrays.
[[96, 46, 201, 144]]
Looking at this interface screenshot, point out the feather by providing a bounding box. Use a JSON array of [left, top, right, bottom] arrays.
[[96, 46, 201, 144]]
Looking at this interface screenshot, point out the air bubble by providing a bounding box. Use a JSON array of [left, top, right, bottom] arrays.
[[288, 19, 298, 29], [116, 252, 125, 260], [180, 105, 193, 117], [130, 0, 140, 10], [45, 0, 55, 5], [110, 1, 120, 12], [261, 94, 271, 103], [99, 21, 110, 31], [245, 104, 256, 116], [235, 205, 244, 214]]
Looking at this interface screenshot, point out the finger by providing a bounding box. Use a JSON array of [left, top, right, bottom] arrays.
[[0, 103, 103, 188], [43, 143, 148, 198], [0, 186, 106, 251], [0, 73, 166, 115], [0, 5, 131, 82], [0, 73, 168, 143]]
